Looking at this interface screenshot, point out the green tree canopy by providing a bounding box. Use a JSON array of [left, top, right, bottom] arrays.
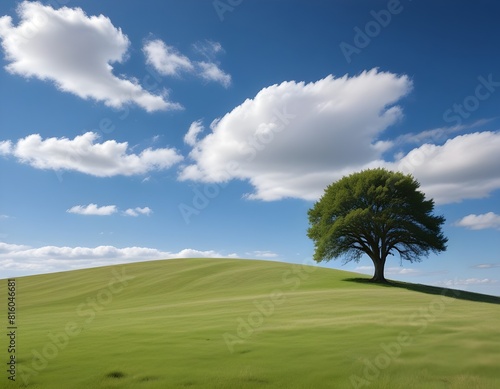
[[307, 168, 447, 282]]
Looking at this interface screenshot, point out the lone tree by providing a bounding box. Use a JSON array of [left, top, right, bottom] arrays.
[[307, 168, 447, 283]]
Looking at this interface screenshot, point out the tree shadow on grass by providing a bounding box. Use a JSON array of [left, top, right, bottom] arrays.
[[342, 277, 500, 305]]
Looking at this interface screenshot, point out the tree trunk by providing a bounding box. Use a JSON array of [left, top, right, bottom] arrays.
[[371, 257, 387, 283]]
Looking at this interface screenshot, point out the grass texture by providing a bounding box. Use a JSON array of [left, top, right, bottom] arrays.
[[2, 258, 499, 388]]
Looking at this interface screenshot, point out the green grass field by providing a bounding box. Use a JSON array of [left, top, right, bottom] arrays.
[[2, 258, 499, 388]]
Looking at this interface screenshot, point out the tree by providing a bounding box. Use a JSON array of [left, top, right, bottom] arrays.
[[307, 168, 447, 283]]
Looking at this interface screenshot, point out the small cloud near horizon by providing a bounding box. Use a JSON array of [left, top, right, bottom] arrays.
[[0, 241, 240, 277], [247, 250, 279, 259], [472, 263, 500, 269], [355, 265, 422, 276], [436, 278, 498, 287]]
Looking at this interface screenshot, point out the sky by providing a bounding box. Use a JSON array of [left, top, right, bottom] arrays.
[[0, 0, 499, 296]]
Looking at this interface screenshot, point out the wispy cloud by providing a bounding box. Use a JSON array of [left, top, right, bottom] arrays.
[[393, 119, 492, 146], [456, 212, 500, 230], [143, 38, 231, 88], [436, 278, 498, 287], [247, 251, 279, 258], [472, 263, 500, 269], [0, 2, 178, 111], [355, 266, 421, 276], [67, 204, 117, 216], [192, 40, 224, 60]]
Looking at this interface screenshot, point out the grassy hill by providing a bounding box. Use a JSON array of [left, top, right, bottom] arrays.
[[2, 258, 499, 388]]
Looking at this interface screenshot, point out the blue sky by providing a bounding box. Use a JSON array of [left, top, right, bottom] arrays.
[[0, 0, 499, 296]]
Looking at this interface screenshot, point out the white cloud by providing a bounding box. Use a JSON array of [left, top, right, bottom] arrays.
[[0, 2, 179, 111], [143, 39, 193, 76], [66, 204, 152, 217], [143, 38, 231, 87], [0, 215, 9, 219], [67, 204, 117, 216], [178, 70, 500, 204], [248, 250, 279, 258], [456, 212, 500, 230], [386, 267, 421, 276], [192, 40, 230, 87], [196, 61, 231, 88], [123, 207, 152, 217], [184, 120, 205, 146], [0, 132, 183, 177], [0, 241, 239, 276], [0, 242, 30, 253], [180, 69, 412, 200], [387, 131, 500, 204], [0, 140, 12, 155]]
